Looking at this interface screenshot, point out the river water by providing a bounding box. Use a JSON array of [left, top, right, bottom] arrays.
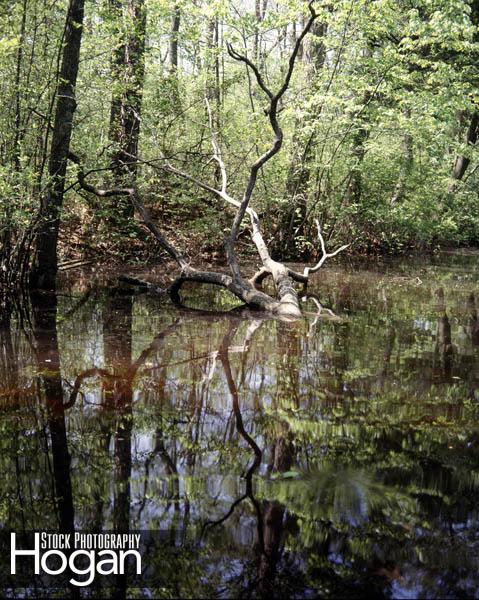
[[1, 252, 479, 597]]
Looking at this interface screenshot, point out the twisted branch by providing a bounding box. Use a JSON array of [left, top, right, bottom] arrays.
[[63, 2, 344, 319]]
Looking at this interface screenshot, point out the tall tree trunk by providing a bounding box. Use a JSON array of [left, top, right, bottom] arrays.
[[206, 17, 221, 185], [344, 38, 375, 208], [13, 0, 28, 171], [278, 20, 327, 259], [206, 18, 220, 119], [1, 0, 28, 286], [449, 111, 479, 191], [29, 0, 85, 290], [347, 100, 370, 206], [253, 0, 264, 62], [169, 2, 180, 72], [165, 2, 182, 117], [109, 0, 146, 219], [391, 108, 413, 204], [449, 0, 479, 191]]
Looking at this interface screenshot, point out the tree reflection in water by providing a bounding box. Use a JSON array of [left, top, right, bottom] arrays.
[[1, 256, 479, 597], [30, 291, 75, 533]]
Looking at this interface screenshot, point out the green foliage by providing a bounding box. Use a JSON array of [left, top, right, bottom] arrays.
[[1, 0, 479, 270]]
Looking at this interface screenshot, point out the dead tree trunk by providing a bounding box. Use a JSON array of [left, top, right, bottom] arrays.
[[67, 1, 348, 319], [109, 0, 146, 219], [29, 0, 85, 290]]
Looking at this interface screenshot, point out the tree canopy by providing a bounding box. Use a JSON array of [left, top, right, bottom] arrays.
[[1, 0, 479, 294]]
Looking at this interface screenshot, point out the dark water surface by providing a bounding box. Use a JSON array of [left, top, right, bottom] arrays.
[[2, 253, 479, 598]]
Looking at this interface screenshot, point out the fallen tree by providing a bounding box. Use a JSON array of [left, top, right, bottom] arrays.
[[68, 0, 348, 319]]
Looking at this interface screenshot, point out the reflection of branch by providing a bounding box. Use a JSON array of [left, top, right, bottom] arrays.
[[62, 288, 94, 319], [303, 293, 340, 318], [201, 351, 219, 385], [201, 321, 264, 549], [130, 318, 181, 375], [65, 368, 118, 409], [233, 319, 264, 355], [221, 324, 263, 465], [239, 319, 263, 386], [73, 310, 267, 412], [137, 318, 264, 380], [67, 318, 181, 409], [302, 293, 341, 337], [137, 424, 179, 522]]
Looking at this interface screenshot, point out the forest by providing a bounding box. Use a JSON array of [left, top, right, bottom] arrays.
[[1, 0, 479, 307], [2, 1, 479, 598]]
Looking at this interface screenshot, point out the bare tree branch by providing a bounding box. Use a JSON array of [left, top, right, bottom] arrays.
[[226, 43, 273, 99], [303, 219, 349, 278], [68, 150, 187, 267], [225, 0, 319, 282], [61, 3, 343, 321]]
